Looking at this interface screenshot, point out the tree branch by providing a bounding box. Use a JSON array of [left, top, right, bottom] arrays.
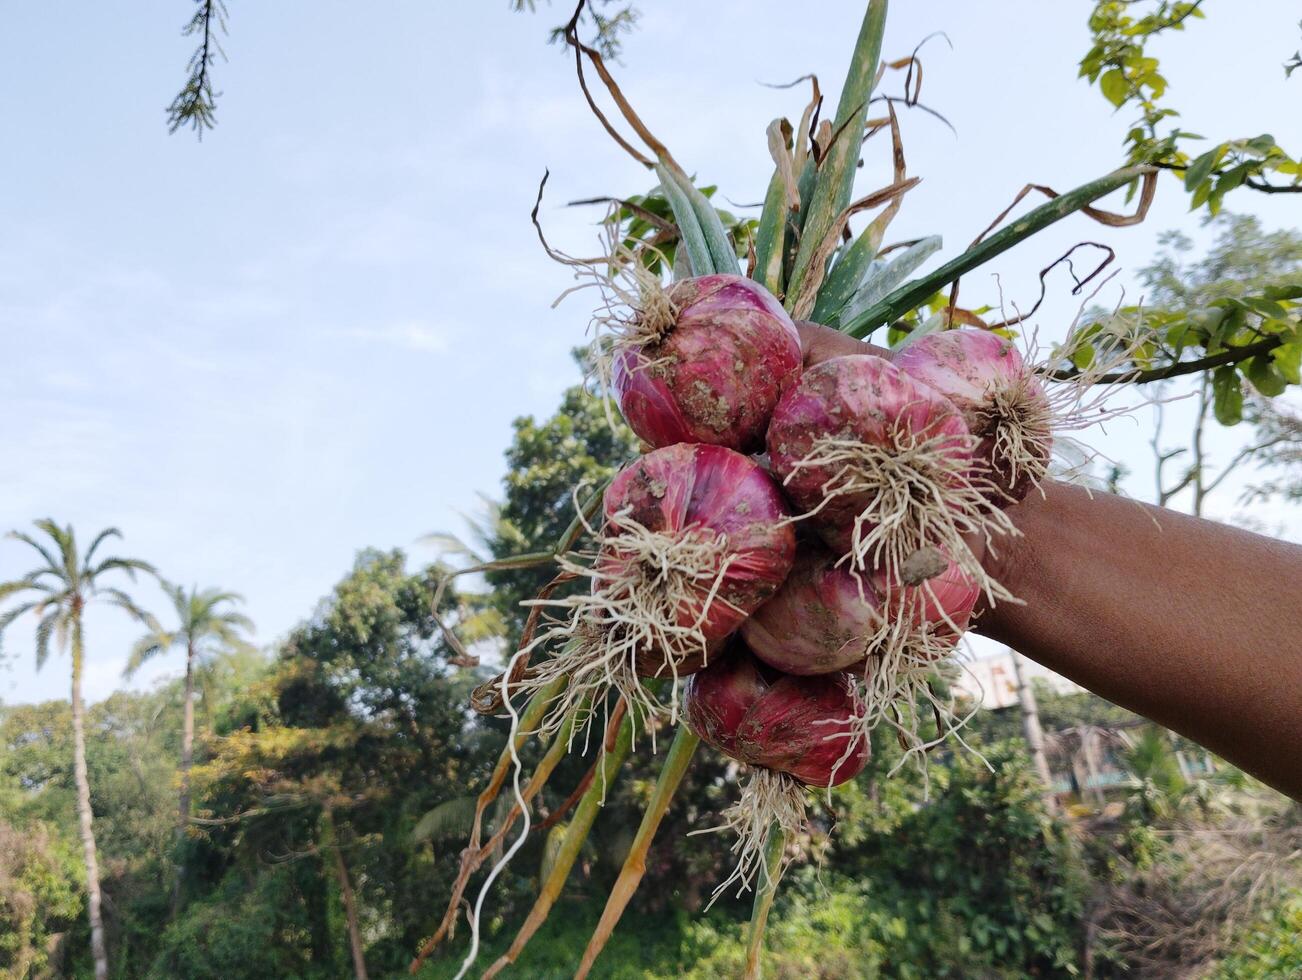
[[1047, 336, 1284, 385]]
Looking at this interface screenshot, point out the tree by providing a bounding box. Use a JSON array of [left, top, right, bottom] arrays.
[[0, 820, 82, 980], [0, 520, 156, 980], [124, 582, 254, 908], [157, 550, 493, 977], [487, 378, 638, 646], [1080, 2, 1301, 214], [1135, 214, 1302, 514], [433, 372, 638, 652]]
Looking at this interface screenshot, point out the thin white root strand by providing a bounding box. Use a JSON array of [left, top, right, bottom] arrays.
[[513, 510, 741, 751], [532, 193, 677, 431], [818, 610, 989, 798], [1027, 286, 1166, 488], [786, 425, 1018, 606], [452, 649, 533, 980], [691, 768, 808, 906]]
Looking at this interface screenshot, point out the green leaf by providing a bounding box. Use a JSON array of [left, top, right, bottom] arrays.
[[1184, 146, 1223, 191], [784, 0, 888, 307], [1271, 342, 1302, 384], [1211, 162, 1252, 203], [1212, 365, 1244, 425], [1098, 69, 1130, 107], [654, 163, 712, 278], [1246, 133, 1277, 155], [1245, 355, 1288, 397], [1070, 344, 1096, 371], [1241, 297, 1288, 320], [1100, 68, 1128, 107], [1263, 283, 1302, 302]]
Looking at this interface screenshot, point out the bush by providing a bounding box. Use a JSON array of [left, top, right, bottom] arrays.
[[1210, 895, 1302, 979], [0, 820, 82, 980]]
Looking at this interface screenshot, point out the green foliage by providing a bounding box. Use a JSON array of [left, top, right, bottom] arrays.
[[1056, 214, 1302, 445], [486, 378, 639, 646], [0, 820, 82, 980], [150, 866, 331, 979], [167, 0, 228, 137], [1212, 896, 1302, 979], [513, 0, 640, 61], [825, 741, 1088, 977], [590, 185, 756, 280], [1080, 2, 1301, 212]]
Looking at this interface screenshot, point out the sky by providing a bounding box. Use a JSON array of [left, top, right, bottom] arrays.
[[2, 1, 1300, 706]]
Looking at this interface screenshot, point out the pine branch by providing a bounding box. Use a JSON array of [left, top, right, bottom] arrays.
[[167, 0, 228, 138]]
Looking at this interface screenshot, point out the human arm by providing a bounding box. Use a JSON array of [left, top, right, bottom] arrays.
[[797, 321, 1302, 798]]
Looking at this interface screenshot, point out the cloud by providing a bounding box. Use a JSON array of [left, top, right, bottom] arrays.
[[336, 320, 453, 353]]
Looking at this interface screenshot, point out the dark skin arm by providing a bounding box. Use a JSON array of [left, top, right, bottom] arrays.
[[798, 322, 1302, 799]]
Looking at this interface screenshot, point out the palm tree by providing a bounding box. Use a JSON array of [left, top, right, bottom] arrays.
[[125, 582, 253, 906], [0, 520, 156, 980]]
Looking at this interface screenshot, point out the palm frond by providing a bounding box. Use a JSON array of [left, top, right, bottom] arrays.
[[31, 519, 77, 582], [54, 613, 70, 660], [91, 556, 158, 582], [4, 530, 63, 580], [155, 579, 186, 617], [0, 577, 45, 603], [198, 587, 245, 608], [0, 600, 40, 642], [35, 610, 61, 671], [216, 610, 255, 634], [418, 531, 484, 564], [100, 588, 156, 626], [411, 796, 479, 844], [208, 620, 256, 650], [124, 632, 175, 677], [82, 526, 123, 566]]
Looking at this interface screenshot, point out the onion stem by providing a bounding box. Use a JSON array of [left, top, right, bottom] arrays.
[[785, 0, 889, 307], [408, 677, 568, 972], [480, 706, 636, 978], [574, 726, 701, 979], [743, 825, 787, 980], [842, 165, 1155, 337]]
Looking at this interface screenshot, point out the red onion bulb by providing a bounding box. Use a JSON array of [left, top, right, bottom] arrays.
[[766, 354, 1012, 596], [612, 275, 802, 453], [516, 443, 796, 739], [741, 543, 884, 676], [683, 645, 867, 788], [893, 329, 1051, 501], [684, 645, 868, 899]]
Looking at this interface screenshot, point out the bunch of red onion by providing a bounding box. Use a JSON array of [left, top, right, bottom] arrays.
[[526, 271, 1050, 892]]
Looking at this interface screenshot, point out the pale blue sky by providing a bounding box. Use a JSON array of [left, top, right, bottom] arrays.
[[3, 1, 1300, 705]]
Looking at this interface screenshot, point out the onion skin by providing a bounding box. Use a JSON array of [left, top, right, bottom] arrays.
[[766, 354, 973, 551], [872, 556, 979, 653], [684, 646, 869, 787], [682, 647, 769, 759], [892, 329, 1051, 500], [601, 443, 797, 654], [613, 275, 802, 453], [742, 544, 883, 676]]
